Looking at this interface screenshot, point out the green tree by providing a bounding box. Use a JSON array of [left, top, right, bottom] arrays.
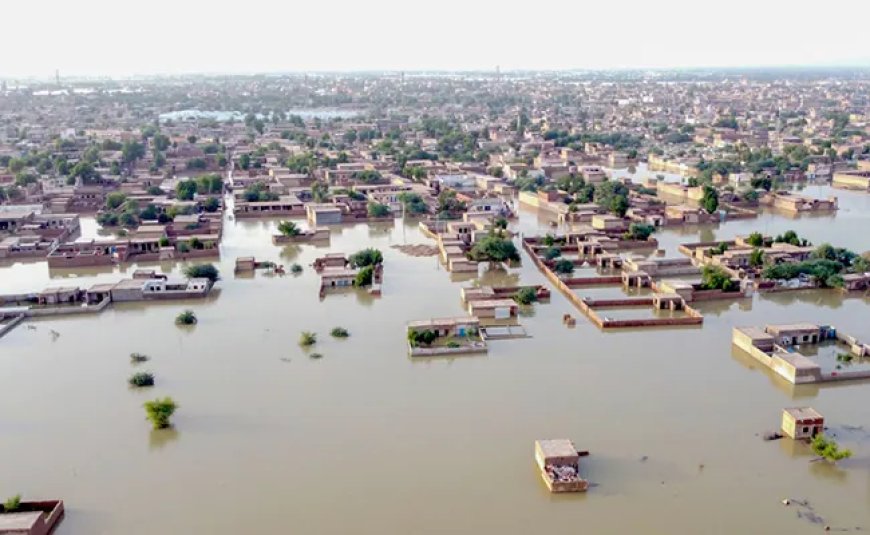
[[354, 265, 375, 287], [746, 232, 764, 247], [367, 202, 391, 218], [105, 192, 127, 210], [176, 180, 197, 201], [625, 223, 655, 241], [349, 248, 383, 268], [299, 331, 317, 346], [121, 140, 145, 164], [702, 185, 719, 214], [467, 235, 520, 263], [277, 220, 302, 237], [143, 397, 178, 430], [544, 247, 562, 260], [513, 287, 538, 305], [749, 248, 764, 268], [811, 433, 852, 463], [553, 259, 575, 275], [700, 265, 735, 291], [183, 264, 219, 282]]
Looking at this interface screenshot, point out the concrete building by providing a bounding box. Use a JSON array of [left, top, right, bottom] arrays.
[[534, 439, 588, 493], [781, 407, 824, 440]]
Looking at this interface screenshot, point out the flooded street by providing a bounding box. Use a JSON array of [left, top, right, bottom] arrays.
[[2, 189, 870, 534]]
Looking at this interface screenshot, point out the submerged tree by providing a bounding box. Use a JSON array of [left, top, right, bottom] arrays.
[[175, 310, 197, 325], [299, 331, 317, 347], [811, 433, 852, 463], [143, 397, 178, 430], [277, 220, 302, 237]]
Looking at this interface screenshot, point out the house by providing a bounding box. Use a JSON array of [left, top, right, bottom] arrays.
[[841, 272, 870, 292], [591, 214, 625, 232], [466, 298, 518, 320], [534, 439, 588, 493], [781, 407, 824, 440], [306, 204, 343, 226], [832, 170, 870, 190], [320, 267, 357, 288], [765, 323, 822, 346], [406, 317, 480, 338]]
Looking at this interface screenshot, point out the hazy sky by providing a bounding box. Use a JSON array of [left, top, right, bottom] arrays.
[[5, 0, 870, 77]]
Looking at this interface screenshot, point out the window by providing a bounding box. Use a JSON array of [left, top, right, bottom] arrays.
[[802, 426, 809, 434]]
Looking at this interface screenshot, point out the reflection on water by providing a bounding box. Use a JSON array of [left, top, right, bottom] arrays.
[[0, 190, 869, 534]]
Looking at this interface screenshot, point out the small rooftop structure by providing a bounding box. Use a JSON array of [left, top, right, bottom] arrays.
[[781, 407, 824, 440]]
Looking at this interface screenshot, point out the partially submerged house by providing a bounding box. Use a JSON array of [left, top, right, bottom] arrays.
[[534, 439, 588, 493]]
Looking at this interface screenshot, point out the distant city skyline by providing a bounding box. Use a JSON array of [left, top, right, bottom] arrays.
[[7, 0, 870, 78]]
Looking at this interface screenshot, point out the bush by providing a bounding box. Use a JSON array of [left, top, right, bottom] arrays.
[[175, 310, 197, 325], [513, 287, 538, 305], [553, 259, 574, 275], [3, 494, 21, 513], [543, 247, 561, 260], [746, 232, 764, 247], [354, 265, 374, 287], [277, 220, 302, 237], [349, 248, 383, 268], [700, 265, 736, 291], [624, 223, 655, 241], [143, 397, 178, 430], [408, 329, 437, 347], [811, 433, 852, 463], [330, 327, 350, 338], [177, 243, 190, 253], [183, 264, 219, 282], [130, 352, 150, 363], [299, 331, 317, 346], [128, 372, 155, 387], [367, 202, 392, 218], [290, 263, 303, 274], [467, 235, 520, 263]]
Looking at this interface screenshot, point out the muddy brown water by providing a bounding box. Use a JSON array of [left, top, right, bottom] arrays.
[[1, 186, 869, 534]]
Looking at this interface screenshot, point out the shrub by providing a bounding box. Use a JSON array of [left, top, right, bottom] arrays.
[[290, 263, 303, 274], [3, 494, 21, 513], [183, 264, 219, 282], [513, 287, 538, 305], [129, 372, 155, 387], [811, 433, 852, 463], [175, 310, 197, 325], [330, 327, 350, 338], [367, 202, 391, 218], [836, 352, 854, 363], [130, 352, 150, 363], [177, 242, 190, 253], [624, 223, 655, 241], [143, 397, 177, 430], [446, 341, 460, 348], [408, 329, 437, 347], [299, 331, 317, 346], [746, 232, 764, 247]]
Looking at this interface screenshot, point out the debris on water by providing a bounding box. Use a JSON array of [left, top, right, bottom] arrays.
[[698, 463, 705, 472], [26, 325, 36, 330], [639, 455, 648, 462], [782, 499, 790, 506], [763, 431, 783, 441], [49, 329, 60, 341]]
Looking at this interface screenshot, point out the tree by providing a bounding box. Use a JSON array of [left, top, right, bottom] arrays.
[[121, 140, 145, 164], [746, 232, 764, 247], [330, 327, 350, 338], [143, 397, 177, 430], [354, 265, 374, 287], [408, 329, 437, 347], [349, 248, 383, 268], [397, 192, 428, 214], [367, 202, 391, 218], [513, 287, 538, 305], [625, 223, 655, 241], [152, 134, 170, 152], [105, 192, 127, 210], [195, 174, 223, 194], [467, 235, 520, 263], [299, 331, 317, 346], [311, 181, 330, 203], [186, 158, 207, 170], [702, 185, 719, 214], [811, 433, 852, 463], [175, 310, 197, 325], [553, 259, 574, 275], [176, 180, 197, 201], [128, 372, 155, 387], [749, 248, 764, 268], [184, 264, 219, 282], [610, 196, 629, 217], [277, 220, 302, 237], [700, 265, 736, 291], [202, 197, 220, 213], [239, 153, 251, 170], [544, 247, 562, 260]]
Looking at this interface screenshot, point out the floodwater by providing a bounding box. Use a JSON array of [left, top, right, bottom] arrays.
[[1, 187, 870, 534]]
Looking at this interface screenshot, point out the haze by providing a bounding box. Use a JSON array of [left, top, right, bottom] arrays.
[[6, 0, 870, 78]]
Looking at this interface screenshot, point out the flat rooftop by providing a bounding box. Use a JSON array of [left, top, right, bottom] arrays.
[[536, 439, 578, 460], [784, 407, 823, 420]]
